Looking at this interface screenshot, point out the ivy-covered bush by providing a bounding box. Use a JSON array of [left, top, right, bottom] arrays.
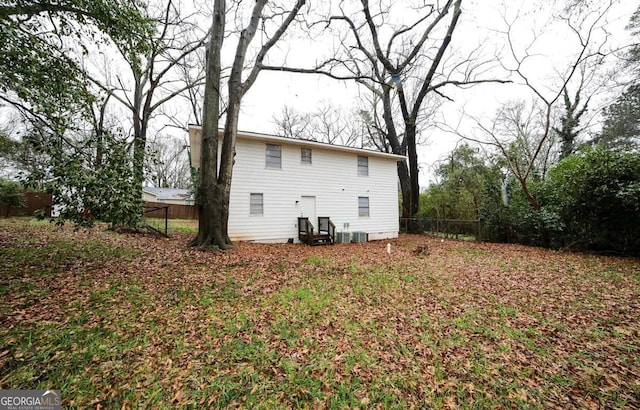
[[479, 180, 560, 247], [0, 178, 26, 216], [540, 147, 640, 254], [479, 148, 639, 254], [45, 132, 143, 229]]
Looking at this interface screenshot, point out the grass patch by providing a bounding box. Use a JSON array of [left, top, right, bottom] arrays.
[[0, 218, 639, 408], [427, 231, 476, 241], [302, 255, 327, 266], [1, 238, 139, 279], [142, 218, 198, 235]]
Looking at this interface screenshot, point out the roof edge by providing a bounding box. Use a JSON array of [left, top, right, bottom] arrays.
[[187, 125, 406, 161]]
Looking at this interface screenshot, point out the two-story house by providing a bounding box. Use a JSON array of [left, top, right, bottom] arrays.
[[188, 126, 404, 243]]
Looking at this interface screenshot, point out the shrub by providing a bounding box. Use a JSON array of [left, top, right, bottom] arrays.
[[541, 147, 640, 254], [479, 180, 557, 246], [46, 132, 143, 229], [0, 179, 26, 216]]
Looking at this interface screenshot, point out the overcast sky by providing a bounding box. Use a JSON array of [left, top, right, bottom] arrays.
[[235, 0, 636, 187], [5, 0, 632, 188]]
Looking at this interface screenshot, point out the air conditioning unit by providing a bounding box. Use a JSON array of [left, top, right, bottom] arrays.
[[335, 232, 351, 243], [351, 232, 367, 243]]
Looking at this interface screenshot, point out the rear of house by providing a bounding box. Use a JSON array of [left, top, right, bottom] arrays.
[[189, 127, 404, 243]]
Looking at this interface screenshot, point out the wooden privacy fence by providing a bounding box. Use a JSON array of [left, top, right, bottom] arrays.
[[143, 201, 198, 220], [0, 192, 52, 217], [0, 194, 197, 220]]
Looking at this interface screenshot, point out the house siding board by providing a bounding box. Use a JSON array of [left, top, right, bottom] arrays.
[[227, 137, 399, 242]]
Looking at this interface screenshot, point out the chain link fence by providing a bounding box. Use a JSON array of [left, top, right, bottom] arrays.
[[400, 218, 483, 240]]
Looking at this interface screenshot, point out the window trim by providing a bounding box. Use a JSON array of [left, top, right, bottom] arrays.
[[357, 155, 369, 176], [358, 196, 370, 217], [265, 144, 282, 169], [301, 148, 312, 165], [250, 193, 264, 216]]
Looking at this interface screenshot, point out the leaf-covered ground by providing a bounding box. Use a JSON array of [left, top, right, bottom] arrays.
[[1, 218, 639, 409]]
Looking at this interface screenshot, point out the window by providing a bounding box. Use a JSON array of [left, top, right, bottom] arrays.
[[250, 193, 263, 215], [301, 148, 312, 164], [358, 196, 370, 217], [266, 144, 282, 169], [357, 156, 369, 176]]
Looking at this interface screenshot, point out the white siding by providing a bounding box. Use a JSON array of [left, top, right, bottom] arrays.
[[227, 136, 400, 242]]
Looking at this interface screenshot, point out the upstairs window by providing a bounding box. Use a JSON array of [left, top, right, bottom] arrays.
[[266, 144, 282, 169], [358, 196, 370, 217], [357, 155, 369, 176], [301, 148, 312, 164], [250, 193, 263, 215]]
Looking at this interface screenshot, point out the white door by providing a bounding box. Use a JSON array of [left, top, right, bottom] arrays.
[[300, 196, 316, 227]]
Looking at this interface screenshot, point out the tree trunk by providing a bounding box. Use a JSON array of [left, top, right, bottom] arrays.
[[131, 69, 145, 191], [195, 183, 228, 247], [191, 0, 302, 248], [190, 0, 225, 248], [379, 87, 414, 219], [132, 115, 147, 224], [133, 127, 146, 189], [95, 129, 104, 168], [405, 124, 420, 218], [397, 160, 412, 218], [94, 95, 110, 168], [194, 0, 269, 248], [217, 96, 241, 246]]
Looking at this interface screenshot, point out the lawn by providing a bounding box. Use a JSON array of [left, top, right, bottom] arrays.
[[1, 218, 639, 409], [141, 217, 199, 235]]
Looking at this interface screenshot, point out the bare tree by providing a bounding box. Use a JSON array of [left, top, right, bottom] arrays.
[[192, 0, 307, 248], [471, 1, 617, 212], [161, 43, 232, 133], [438, 1, 623, 247], [469, 99, 558, 202], [0, 110, 32, 180], [147, 136, 191, 188], [160, 45, 207, 131], [356, 90, 392, 153], [273, 105, 312, 140], [263, 0, 506, 219], [273, 101, 363, 147], [89, 0, 208, 190]]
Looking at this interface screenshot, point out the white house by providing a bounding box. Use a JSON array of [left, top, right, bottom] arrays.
[[189, 126, 404, 243]]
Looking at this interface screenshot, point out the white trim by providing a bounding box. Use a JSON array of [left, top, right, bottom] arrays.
[[301, 147, 312, 165], [358, 196, 370, 217], [265, 143, 282, 169], [249, 193, 264, 216], [357, 155, 369, 176], [188, 125, 406, 162]]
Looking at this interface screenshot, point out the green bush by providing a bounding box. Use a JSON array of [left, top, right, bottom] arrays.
[[0, 178, 26, 216], [541, 147, 640, 254], [46, 132, 142, 229], [479, 180, 557, 246]]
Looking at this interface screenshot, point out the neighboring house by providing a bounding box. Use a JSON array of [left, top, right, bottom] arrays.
[[142, 187, 194, 205], [188, 126, 405, 243]]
